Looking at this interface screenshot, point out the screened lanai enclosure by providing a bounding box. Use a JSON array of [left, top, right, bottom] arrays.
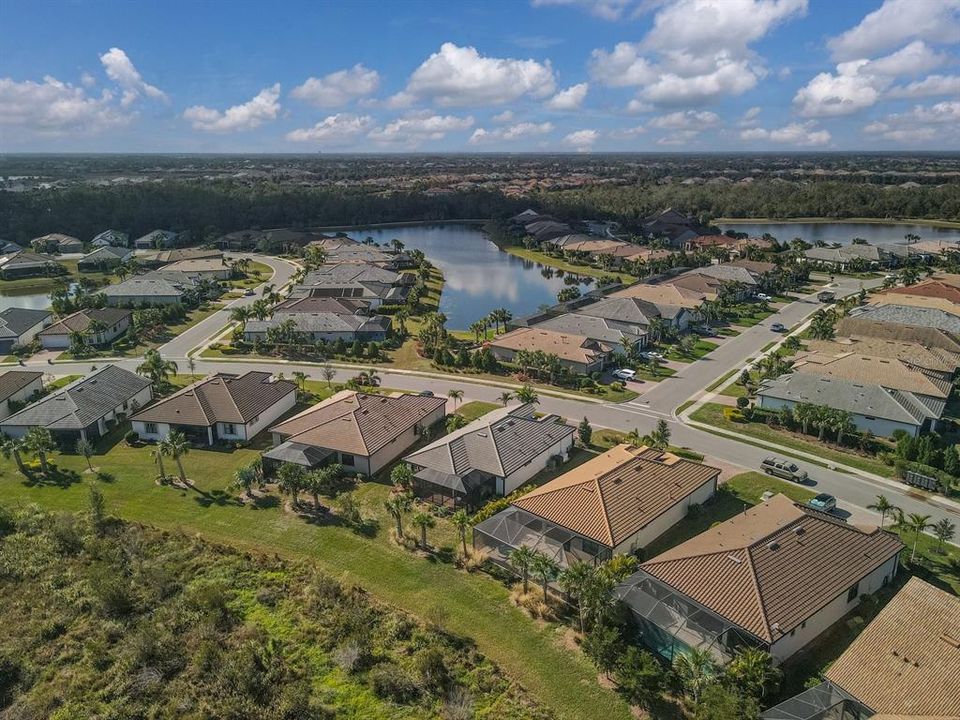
[[473, 506, 611, 570], [761, 682, 871, 720], [614, 571, 766, 664]]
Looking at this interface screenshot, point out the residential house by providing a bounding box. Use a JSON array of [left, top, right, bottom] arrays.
[[32, 233, 83, 254], [509, 208, 543, 225], [844, 304, 960, 333], [271, 297, 372, 315], [805, 337, 960, 379], [0, 308, 53, 353], [91, 229, 129, 248], [0, 251, 65, 280], [474, 444, 719, 570], [135, 248, 221, 268], [615, 493, 903, 664], [0, 365, 153, 444], [405, 403, 575, 508], [579, 295, 688, 335], [37, 308, 132, 350], [0, 241, 23, 255], [870, 279, 960, 314], [684, 234, 775, 257], [77, 245, 134, 272], [265, 390, 446, 476], [639, 208, 709, 248], [0, 371, 44, 421], [488, 327, 611, 375], [288, 264, 413, 307], [101, 270, 203, 307], [803, 243, 896, 270], [756, 372, 944, 437], [244, 312, 391, 344], [762, 577, 959, 720], [664, 272, 724, 301], [612, 283, 706, 327], [216, 229, 267, 251], [525, 219, 572, 244], [131, 371, 297, 446], [161, 257, 232, 280], [835, 314, 960, 354], [134, 229, 180, 250], [530, 313, 647, 354]]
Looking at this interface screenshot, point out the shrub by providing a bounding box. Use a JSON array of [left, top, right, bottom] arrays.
[[369, 663, 421, 703], [723, 407, 746, 422], [125, 430, 139, 445], [736, 396, 749, 409], [471, 484, 536, 524]]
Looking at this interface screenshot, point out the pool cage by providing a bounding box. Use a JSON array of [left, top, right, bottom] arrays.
[[473, 506, 612, 571], [614, 571, 767, 665], [761, 681, 871, 720]]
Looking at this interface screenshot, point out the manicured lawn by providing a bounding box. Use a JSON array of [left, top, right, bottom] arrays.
[[226, 260, 274, 289], [0, 259, 114, 295], [0, 415, 632, 720], [665, 340, 719, 363], [502, 246, 634, 284], [456, 400, 498, 422], [729, 305, 777, 327], [689, 402, 895, 478]]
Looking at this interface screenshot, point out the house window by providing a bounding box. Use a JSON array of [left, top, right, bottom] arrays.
[[340, 453, 355, 467], [145, 423, 158, 434], [847, 582, 860, 603], [224, 423, 236, 435], [249, 415, 259, 425]]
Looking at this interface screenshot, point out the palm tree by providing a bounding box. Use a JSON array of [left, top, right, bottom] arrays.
[[530, 553, 559, 603], [558, 561, 596, 633], [647, 354, 662, 377], [24, 427, 56, 475], [794, 402, 815, 436], [726, 647, 780, 700], [514, 384, 539, 405], [498, 391, 513, 406], [394, 308, 409, 336], [898, 512, 933, 563], [447, 388, 464, 409], [1, 435, 28, 476], [672, 647, 716, 705], [625, 427, 643, 447], [161, 430, 189, 485], [451, 508, 471, 556], [137, 349, 178, 389], [933, 518, 955, 554], [75, 438, 95, 472], [292, 371, 308, 397], [230, 305, 252, 332], [384, 492, 413, 538], [867, 495, 899, 529], [151, 446, 167, 481], [276, 462, 306, 508], [321, 363, 336, 388], [648, 419, 671, 450], [412, 511, 435, 549], [232, 465, 257, 499], [831, 409, 854, 445], [508, 545, 536, 594]]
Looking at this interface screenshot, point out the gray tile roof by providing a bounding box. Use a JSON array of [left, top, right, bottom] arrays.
[[0, 370, 43, 402], [91, 229, 129, 246], [577, 296, 662, 327], [405, 404, 574, 479], [532, 313, 647, 346], [692, 264, 760, 285], [846, 304, 960, 334], [80, 246, 130, 263], [102, 270, 199, 298], [246, 312, 390, 334], [1, 365, 151, 430], [0, 307, 52, 338]]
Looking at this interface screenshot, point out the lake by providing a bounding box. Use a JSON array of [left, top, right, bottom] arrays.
[[356, 224, 590, 329], [0, 286, 52, 312], [718, 221, 960, 246]]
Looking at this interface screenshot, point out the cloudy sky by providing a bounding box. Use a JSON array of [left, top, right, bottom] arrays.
[[1, 0, 958, 152]]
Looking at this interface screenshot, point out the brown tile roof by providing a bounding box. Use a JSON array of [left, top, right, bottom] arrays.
[[489, 327, 610, 365], [825, 578, 960, 717], [880, 280, 960, 305], [271, 390, 446, 456], [613, 283, 706, 309], [131, 372, 295, 427], [0, 370, 42, 402], [805, 337, 960, 376], [665, 273, 722, 298], [791, 351, 952, 398], [512, 444, 719, 547], [641, 494, 903, 643], [38, 308, 131, 337], [836, 317, 960, 354]]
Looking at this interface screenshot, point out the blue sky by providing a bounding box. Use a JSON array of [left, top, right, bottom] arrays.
[[1, 0, 958, 152]]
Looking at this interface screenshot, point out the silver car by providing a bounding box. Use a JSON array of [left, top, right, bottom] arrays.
[[760, 456, 808, 483]]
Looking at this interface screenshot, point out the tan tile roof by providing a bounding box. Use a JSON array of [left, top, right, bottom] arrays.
[[881, 280, 960, 304], [270, 390, 446, 456], [791, 351, 952, 398], [664, 273, 722, 298], [38, 308, 130, 337], [132, 372, 296, 426], [825, 578, 960, 717], [805, 338, 960, 375], [641, 494, 903, 643], [512, 444, 719, 547], [836, 317, 960, 354], [612, 283, 706, 309], [489, 327, 610, 365]]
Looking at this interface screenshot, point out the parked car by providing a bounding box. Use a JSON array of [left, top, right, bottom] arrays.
[[691, 325, 713, 336], [760, 456, 808, 483], [807, 493, 837, 512], [756, 293, 773, 301], [612, 368, 637, 381], [817, 290, 836, 303], [243, 288, 255, 296], [640, 351, 665, 361], [770, 322, 786, 332], [418, 390, 434, 397]]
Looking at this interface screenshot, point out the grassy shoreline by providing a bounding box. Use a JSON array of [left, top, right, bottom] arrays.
[[716, 216, 960, 229]]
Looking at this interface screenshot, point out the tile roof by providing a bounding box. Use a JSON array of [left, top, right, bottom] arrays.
[[666, 273, 723, 297], [531, 313, 647, 346], [512, 444, 719, 547], [577, 296, 662, 327], [161, 258, 229, 273], [489, 327, 611, 365], [301, 263, 408, 286], [612, 282, 706, 310], [136, 248, 221, 263], [639, 494, 903, 643], [80, 246, 130, 262], [0, 251, 59, 268], [1, 365, 151, 430], [846, 304, 960, 334], [271, 390, 446, 456], [0, 370, 43, 402], [879, 280, 960, 305], [805, 244, 886, 263], [825, 578, 960, 717], [132, 372, 295, 427], [91, 229, 128, 246], [38, 308, 131, 337], [806, 337, 960, 375], [835, 317, 960, 354], [245, 312, 390, 335], [791, 351, 952, 398], [0, 307, 51, 338], [688, 264, 761, 285], [272, 297, 371, 314], [101, 270, 199, 298], [406, 404, 574, 479]]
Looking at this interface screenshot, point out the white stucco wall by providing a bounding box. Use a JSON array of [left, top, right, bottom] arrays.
[[132, 420, 171, 443], [0, 376, 43, 421], [237, 389, 297, 441], [614, 475, 718, 555], [502, 430, 574, 495], [368, 403, 446, 476]]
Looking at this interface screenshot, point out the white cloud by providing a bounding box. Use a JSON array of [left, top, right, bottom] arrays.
[[740, 121, 831, 145], [563, 128, 599, 150], [656, 130, 700, 145], [827, 0, 960, 61], [739, 106, 762, 126], [397, 43, 555, 106], [99, 47, 167, 106], [80, 72, 96, 88], [290, 64, 380, 107], [286, 113, 374, 144], [625, 98, 654, 114], [589, 0, 807, 106], [887, 74, 960, 99], [863, 101, 960, 144], [183, 84, 281, 132], [609, 124, 646, 139], [492, 110, 515, 123], [368, 111, 474, 145], [531, 0, 636, 21], [546, 82, 588, 110], [469, 121, 554, 144], [0, 75, 130, 134], [649, 109, 720, 130]]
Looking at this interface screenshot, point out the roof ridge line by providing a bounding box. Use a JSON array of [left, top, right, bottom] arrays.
[[741, 547, 771, 641]]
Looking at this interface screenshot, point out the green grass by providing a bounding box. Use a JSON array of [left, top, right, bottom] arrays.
[[665, 340, 719, 363], [501, 246, 634, 284], [456, 400, 498, 422], [689, 403, 895, 478], [46, 374, 81, 391], [226, 260, 274, 289], [728, 305, 777, 327], [0, 417, 632, 720]]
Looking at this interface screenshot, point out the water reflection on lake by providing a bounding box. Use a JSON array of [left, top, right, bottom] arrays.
[[0, 285, 52, 312], [356, 224, 590, 329], [719, 221, 960, 247]]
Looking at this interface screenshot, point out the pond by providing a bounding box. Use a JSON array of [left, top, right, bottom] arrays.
[[718, 221, 960, 247], [0, 286, 52, 312], [356, 224, 591, 329]]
